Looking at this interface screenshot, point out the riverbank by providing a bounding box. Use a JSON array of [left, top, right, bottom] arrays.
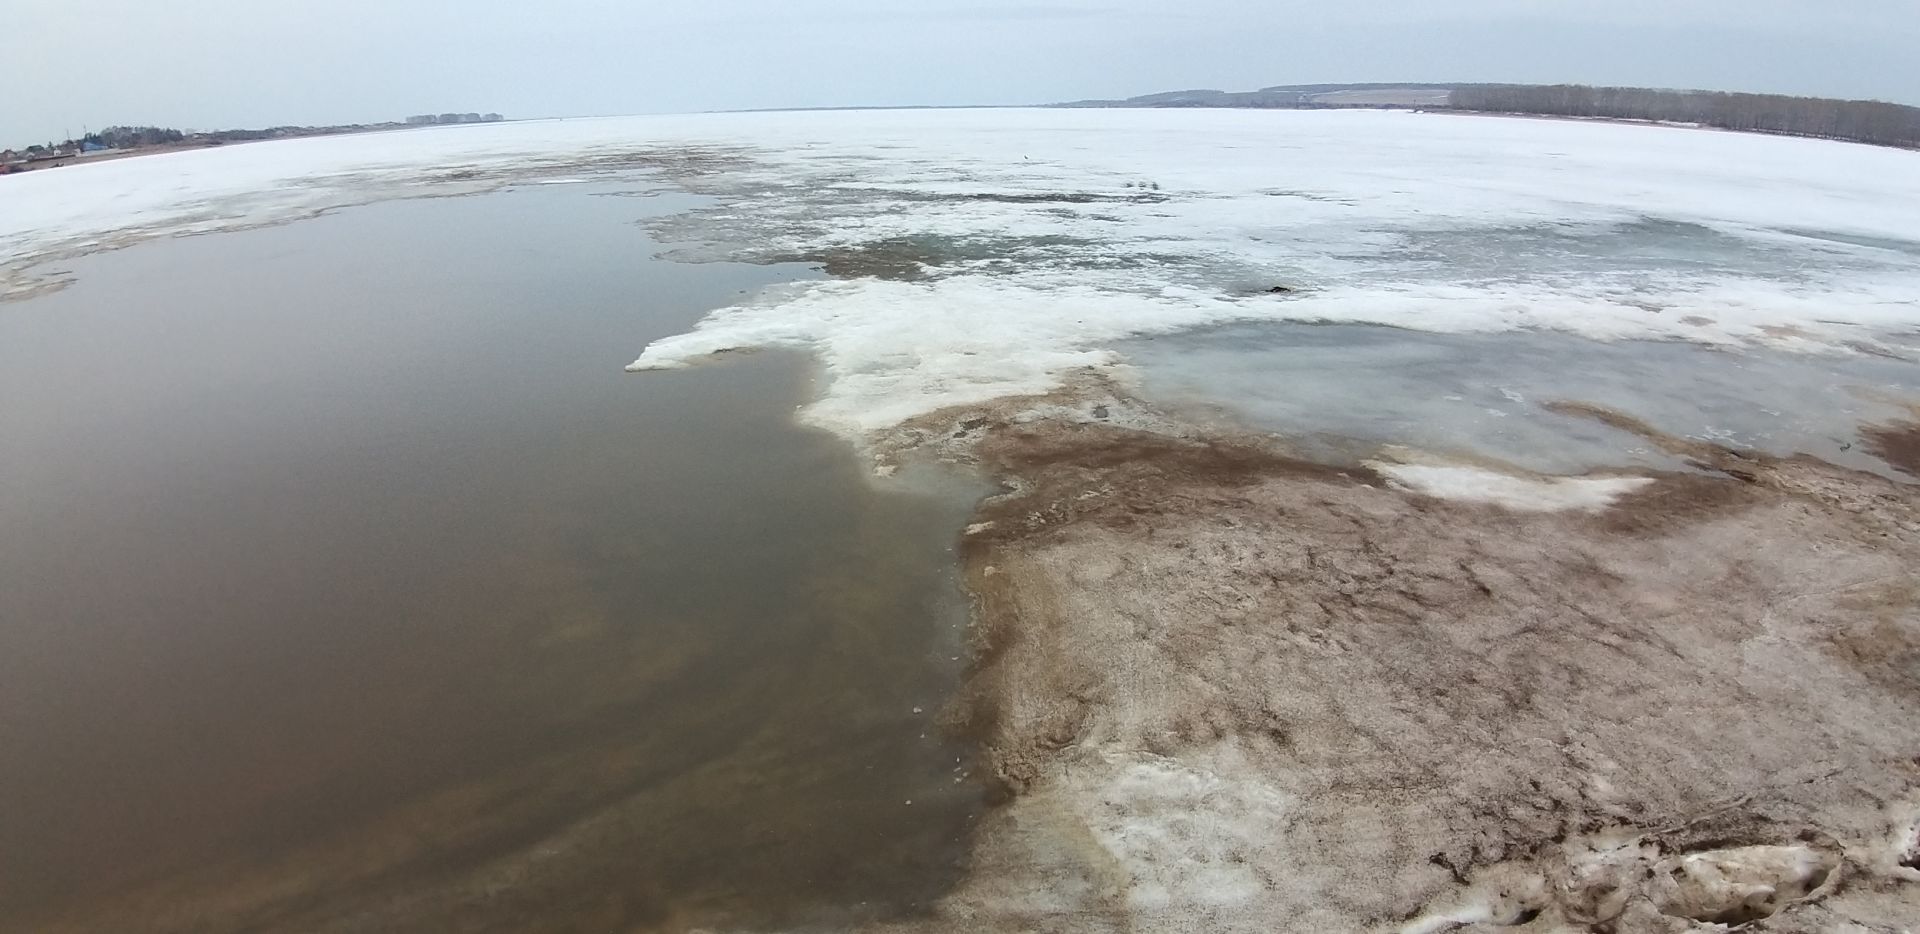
[[1, 139, 224, 174], [854, 379, 1920, 932]]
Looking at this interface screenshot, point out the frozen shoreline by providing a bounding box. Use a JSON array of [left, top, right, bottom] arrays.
[[857, 381, 1920, 933]]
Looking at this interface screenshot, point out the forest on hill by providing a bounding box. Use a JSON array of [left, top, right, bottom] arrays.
[[1060, 82, 1920, 150], [1452, 84, 1920, 148]]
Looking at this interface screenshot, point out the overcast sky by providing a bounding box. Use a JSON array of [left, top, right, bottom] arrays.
[[8, 0, 1920, 143]]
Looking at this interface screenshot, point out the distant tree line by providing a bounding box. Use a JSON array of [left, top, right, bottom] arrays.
[[6, 113, 495, 173], [83, 126, 186, 148], [7, 120, 446, 162], [1450, 84, 1920, 149]]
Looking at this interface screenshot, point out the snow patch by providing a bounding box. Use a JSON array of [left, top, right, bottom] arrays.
[[627, 275, 1259, 436], [1064, 748, 1292, 912], [1371, 462, 1654, 513], [1651, 844, 1839, 925], [1396, 862, 1549, 933], [1888, 797, 1920, 877], [623, 273, 1920, 443]]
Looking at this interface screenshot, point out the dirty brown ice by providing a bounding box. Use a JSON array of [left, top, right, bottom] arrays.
[[849, 378, 1920, 933]]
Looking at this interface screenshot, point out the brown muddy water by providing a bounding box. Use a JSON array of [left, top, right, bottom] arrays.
[[0, 184, 984, 932]]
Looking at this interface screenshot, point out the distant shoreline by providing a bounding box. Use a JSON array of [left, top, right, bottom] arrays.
[[8, 92, 1916, 183], [2, 117, 510, 177], [1419, 107, 1920, 150], [1056, 81, 1920, 151]]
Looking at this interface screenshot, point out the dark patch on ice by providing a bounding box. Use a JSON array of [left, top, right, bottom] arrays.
[[1772, 227, 1920, 256], [772, 231, 1243, 281], [882, 189, 1168, 205], [1428, 851, 1470, 885], [1862, 419, 1920, 477], [1262, 188, 1358, 205]]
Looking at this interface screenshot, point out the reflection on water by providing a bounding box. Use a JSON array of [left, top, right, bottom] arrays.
[[0, 184, 982, 931]]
